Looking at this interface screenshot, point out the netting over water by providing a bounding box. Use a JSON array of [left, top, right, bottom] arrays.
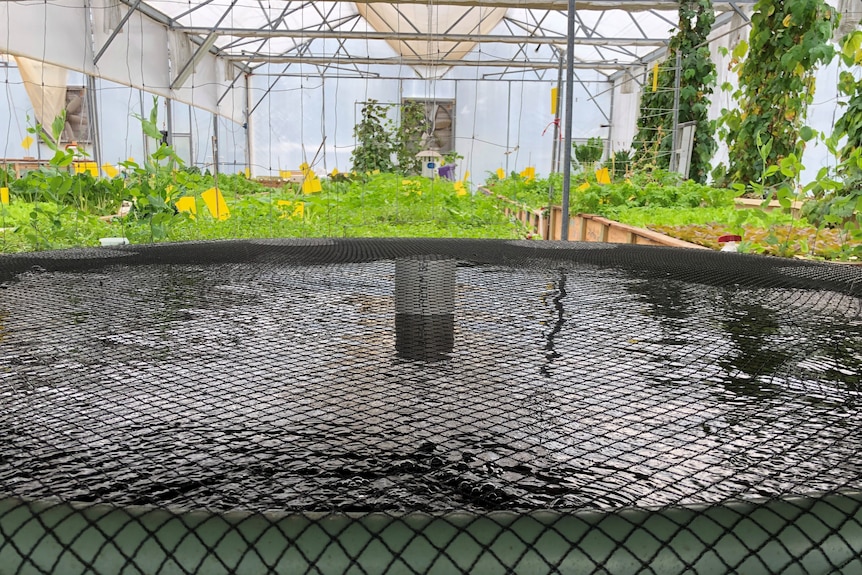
[[1, 238, 861, 573]]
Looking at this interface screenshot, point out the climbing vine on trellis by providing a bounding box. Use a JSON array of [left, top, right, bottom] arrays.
[[633, 0, 716, 184], [834, 31, 862, 164], [351, 100, 394, 173], [393, 101, 428, 175], [719, 0, 836, 187]]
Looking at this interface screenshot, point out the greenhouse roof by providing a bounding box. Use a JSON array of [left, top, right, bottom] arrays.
[[120, 0, 753, 79], [1, 0, 756, 123]]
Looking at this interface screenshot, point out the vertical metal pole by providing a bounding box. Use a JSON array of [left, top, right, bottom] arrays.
[[85, 76, 102, 174], [245, 74, 253, 177], [560, 0, 576, 241], [505, 81, 512, 175], [212, 114, 220, 186], [165, 98, 173, 146], [669, 50, 681, 173], [550, 54, 564, 175]]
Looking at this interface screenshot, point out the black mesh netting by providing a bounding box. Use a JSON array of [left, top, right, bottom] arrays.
[[1, 238, 861, 573]]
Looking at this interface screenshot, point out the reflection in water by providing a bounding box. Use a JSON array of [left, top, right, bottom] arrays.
[[629, 279, 690, 322], [719, 298, 792, 398], [540, 271, 567, 379], [394, 257, 456, 361], [0, 261, 861, 513]]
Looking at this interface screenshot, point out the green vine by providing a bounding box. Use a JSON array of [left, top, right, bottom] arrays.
[[834, 31, 862, 163], [719, 0, 836, 187], [351, 100, 394, 173], [633, 0, 716, 183], [393, 101, 428, 175]]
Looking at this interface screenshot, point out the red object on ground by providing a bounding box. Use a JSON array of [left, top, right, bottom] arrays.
[[717, 234, 742, 243]]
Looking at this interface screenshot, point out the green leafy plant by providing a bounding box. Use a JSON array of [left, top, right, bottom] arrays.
[[719, 0, 837, 187], [392, 101, 427, 174], [573, 137, 604, 166], [351, 100, 394, 173], [633, 0, 717, 183]]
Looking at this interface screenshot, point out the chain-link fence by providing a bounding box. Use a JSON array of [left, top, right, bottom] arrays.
[[1, 238, 861, 573]]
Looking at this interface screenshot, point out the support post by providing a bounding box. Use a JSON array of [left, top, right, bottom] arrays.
[[669, 50, 681, 173], [560, 0, 577, 242]]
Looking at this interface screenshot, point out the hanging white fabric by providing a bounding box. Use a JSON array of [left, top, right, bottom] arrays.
[[14, 56, 68, 137]]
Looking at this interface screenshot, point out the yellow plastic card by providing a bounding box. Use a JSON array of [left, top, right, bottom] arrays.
[[277, 200, 304, 219], [462, 170, 470, 182], [550, 87, 558, 115], [21, 136, 33, 150], [577, 182, 591, 192], [520, 166, 536, 182], [300, 163, 323, 194], [496, 168, 505, 180], [454, 181, 467, 197], [243, 168, 250, 178], [652, 61, 659, 92], [0, 187, 8, 205], [175, 196, 197, 217], [74, 162, 99, 177], [201, 187, 230, 220], [302, 176, 322, 194], [595, 167, 611, 184], [102, 163, 119, 178]]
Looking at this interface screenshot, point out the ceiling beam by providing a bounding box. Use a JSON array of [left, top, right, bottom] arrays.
[[180, 27, 668, 47], [350, 0, 755, 9], [227, 54, 626, 69]]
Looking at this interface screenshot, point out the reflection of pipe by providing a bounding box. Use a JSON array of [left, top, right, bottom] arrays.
[[540, 271, 567, 378], [3, 492, 861, 571], [394, 257, 455, 361]]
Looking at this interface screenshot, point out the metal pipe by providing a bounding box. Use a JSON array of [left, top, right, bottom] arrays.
[[669, 50, 681, 173], [560, 0, 576, 242]]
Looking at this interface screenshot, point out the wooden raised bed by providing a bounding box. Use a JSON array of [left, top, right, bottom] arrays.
[[486, 188, 707, 249]]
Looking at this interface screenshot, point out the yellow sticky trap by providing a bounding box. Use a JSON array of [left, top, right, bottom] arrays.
[[243, 168, 250, 178], [277, 200, 304, 219], [201, 187, 230, 220], [175, 196, 197, 218], [1, 187, 8, 205], [595, 167, 611, 184], [21, 136, 33, 150], [73, 162, 99, 177], [550, 87, 558, 115], [652, 61, 659, 92], [520, 166, 536, 182], [462, 170, 470, 182], [330, 168, 339, 177], [577, 182, 591, 192], [299, 162, 323, 194], [302, 177, 322, 194], [102, 163, 119, 178], [453, 181, 467, 197], [496, 168, 505, 180]]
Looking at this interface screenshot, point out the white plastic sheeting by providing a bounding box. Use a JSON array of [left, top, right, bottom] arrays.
[[356, 4, 508, 76], [0, 0, 246, 124], [251, 67, 610, 182]]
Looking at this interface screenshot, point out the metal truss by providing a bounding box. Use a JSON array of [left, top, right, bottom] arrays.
[[114, 0, 759, 81]]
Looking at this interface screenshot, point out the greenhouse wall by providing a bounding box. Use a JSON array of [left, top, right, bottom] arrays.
[[0, 61, 246, 175]]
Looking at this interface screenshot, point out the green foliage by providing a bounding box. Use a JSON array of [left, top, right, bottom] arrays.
[[719, 0, 837, 187], [633, 0, 717, 183], [605, 150, 633, 180], [573, 137, 604, 165], [393, 101, 427, 175], [351, 100, 394, 173], [489, 168, 737, 217]]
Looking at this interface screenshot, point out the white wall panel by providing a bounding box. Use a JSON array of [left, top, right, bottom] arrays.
[[0, 0, 92, 74]]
